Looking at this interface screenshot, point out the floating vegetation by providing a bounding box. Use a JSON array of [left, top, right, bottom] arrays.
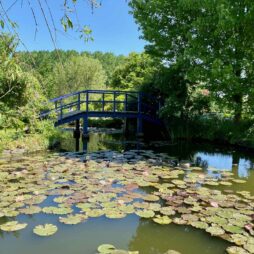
[[97, 244, 116, 253], [0, 150, 254, 252], [33, 224, 58, 236], [0, 221, 27, 232]]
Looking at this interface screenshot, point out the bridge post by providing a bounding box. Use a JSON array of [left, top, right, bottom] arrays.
[[102, 93, 105, 112], [60, 99, 63, 120], [124, 94, 128, 112], [82, 116, 89, 140], [86, 92, 89, 112], [113, 91, 116, 112], [77, 93, 81, 111], [73, 120, 80, 151], [137, 116, 143, 137]]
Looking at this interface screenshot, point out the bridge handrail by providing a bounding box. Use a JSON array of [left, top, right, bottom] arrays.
[[49, 90, 143, 103], [41, 89, 161, 121]]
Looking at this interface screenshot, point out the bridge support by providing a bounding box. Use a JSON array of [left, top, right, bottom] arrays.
[[136, 116, 144, 138], [73, 120, 80, 151], [82, 116, 89, 152], [82, 116, 89, 139]]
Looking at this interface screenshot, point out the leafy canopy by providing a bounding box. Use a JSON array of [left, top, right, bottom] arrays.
[[52, 55, 106, 97], [111, 52, 158, 91], [130, 0, 254, 120]]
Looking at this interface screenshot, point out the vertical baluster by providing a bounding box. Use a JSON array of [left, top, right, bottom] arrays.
[[78, 93, 80, 111], [102, 93, 105, 112], [55, 101, 58, 118], [60, 99, 63, 120], [113, 92, 116, 112], [86, 92, 89, 112], [124, 93, 128, 112]]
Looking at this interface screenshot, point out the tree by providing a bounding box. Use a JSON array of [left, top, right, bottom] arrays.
[[52, 55, 106, 97], [154, 64, 211, 119], [111, 52, 158, 91], [18, 50, 79, 98], [0, 33, 45, 130], [82, 51, 126, 87], [130, 0, 254, 121]]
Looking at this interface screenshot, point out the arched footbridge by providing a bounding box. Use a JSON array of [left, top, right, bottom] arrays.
[[40, 90, 163, 137]]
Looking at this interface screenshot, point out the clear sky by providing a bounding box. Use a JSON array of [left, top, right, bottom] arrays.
[[2, 0, 146, 55]]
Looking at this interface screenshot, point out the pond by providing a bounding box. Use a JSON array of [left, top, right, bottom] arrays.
[[0, 130, 254, 254]]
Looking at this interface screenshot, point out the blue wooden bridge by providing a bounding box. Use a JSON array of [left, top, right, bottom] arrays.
[[40, 90, 162, 138]]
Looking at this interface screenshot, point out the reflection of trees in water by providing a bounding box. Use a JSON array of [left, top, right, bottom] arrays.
[[128, 219, 168, 254], [128, 218, 229, 254], [61, 131, 254, 178], [62, 131, 144, 153]]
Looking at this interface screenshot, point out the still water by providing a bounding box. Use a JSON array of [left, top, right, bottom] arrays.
[[0, 130, 254, 254]]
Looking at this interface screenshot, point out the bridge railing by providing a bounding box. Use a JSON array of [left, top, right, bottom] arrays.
[[40, 90, 161, 121]]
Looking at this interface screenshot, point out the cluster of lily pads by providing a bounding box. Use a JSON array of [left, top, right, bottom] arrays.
[[0, 150, 254, 254]]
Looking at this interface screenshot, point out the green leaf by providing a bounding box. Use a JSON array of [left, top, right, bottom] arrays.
[[97, 244, 116, 254], [0, 20, 4, 29], [33, 224, 58, 236]]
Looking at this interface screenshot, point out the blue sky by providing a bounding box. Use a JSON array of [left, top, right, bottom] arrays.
[[2, 0, 146, 55]]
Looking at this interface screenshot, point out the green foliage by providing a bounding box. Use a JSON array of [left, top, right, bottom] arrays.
[[18, 50, 79, 98], [130, 0, 254, 121], [0, 34, 46, 130], [168, 116, 254, 148], [154, 65, 211, 119], [111, 52, 158, 90], [18, 50, 125, 97], [81, 51, 125, 86], [51, 55, 106, 96]]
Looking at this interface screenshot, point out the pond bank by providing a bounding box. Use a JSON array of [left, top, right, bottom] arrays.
[[164, 117, 254, 150]]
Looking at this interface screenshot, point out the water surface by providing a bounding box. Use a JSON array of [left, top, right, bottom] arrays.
[[1, 131, 254, 254]]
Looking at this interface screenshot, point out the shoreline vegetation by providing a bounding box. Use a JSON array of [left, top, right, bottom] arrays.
[[1, 118, 254, 155], [1, 31, 253, 154]]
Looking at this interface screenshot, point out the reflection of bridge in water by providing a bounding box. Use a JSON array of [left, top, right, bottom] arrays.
[[40, 90, 163, 151]]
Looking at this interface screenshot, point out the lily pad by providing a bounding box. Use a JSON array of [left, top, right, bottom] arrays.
[[33, 224, 58, 236], [153, 215, 172, 225], [135, 210, 155, 218], [0, 221, 27, 232], [59, 214, 86, 225], [98, 244, 116, 254], [191, 221, 209, 230], [206, 226, 225, 236], [226, 246, 249, 254]]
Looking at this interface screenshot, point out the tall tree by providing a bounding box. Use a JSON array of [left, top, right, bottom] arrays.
[[111, 52, 158, 91], [130, 0, 254, 121], [0, 33, 45, 130], [52, 55, 106, 97]]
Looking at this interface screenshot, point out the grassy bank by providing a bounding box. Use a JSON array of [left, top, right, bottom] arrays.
[[166, 116, 254, 149], [0, 121, 67, 154], [0, 119, 123, 154]]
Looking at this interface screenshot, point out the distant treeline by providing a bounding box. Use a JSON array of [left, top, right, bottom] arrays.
[[17, 50, 126, 98]]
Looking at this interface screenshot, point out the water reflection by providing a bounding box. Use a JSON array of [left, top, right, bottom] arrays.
[[195, 152, 254, 178], [128, 219, 229, 254], [61, 131, 254, 181]]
